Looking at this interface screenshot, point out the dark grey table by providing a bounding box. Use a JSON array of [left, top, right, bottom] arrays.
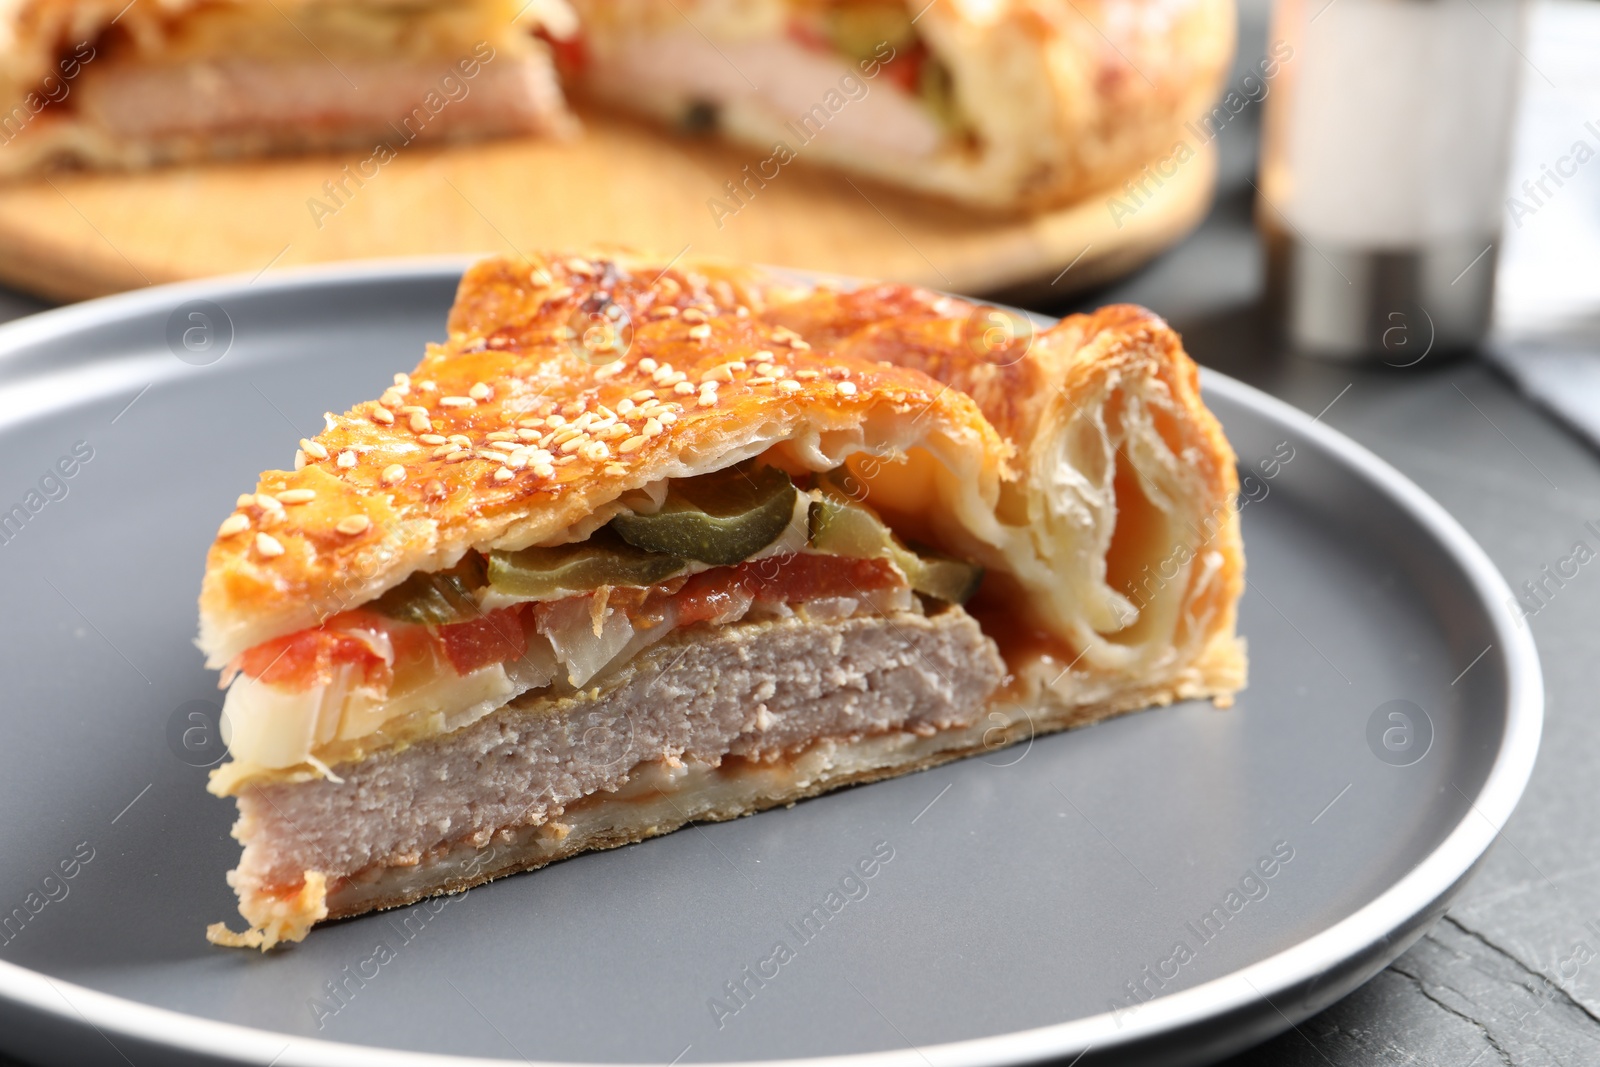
[[1, 12, 1594, 1067]]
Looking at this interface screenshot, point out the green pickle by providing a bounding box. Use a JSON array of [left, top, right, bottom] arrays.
[[488, 531, 686, 599], [609, 463, 798, 566], [371, 555, 486, 625], [808, 495, 983, 605]]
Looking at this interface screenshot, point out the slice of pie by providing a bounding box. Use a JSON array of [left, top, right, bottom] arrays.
[[0, 0, 575, 175], [201, 251, 1245, 948], [563, 0, 1235, 211]]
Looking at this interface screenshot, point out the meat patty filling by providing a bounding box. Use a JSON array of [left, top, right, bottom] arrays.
[[231, 605, 1005, 896]]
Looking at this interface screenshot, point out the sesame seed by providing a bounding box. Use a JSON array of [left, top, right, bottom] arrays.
[[582, 441, 610, 461], [530, 267, 554, 287], [658, 411, 678, 425], [420, 433, 448, 445], [564, 256, 594, 275], [755, 362, 776, 376], [294, 450, 306, 471], [336, 515, 371, 536], [559, 437, 586, 454], [432, 445, 455, 458], [533, 463, 556, 477], [482, 440, 518, 453], [469, 382, 492, 401], [680, 308, 707, 324], [254, 532, 285, 558], [698, 392, 718, 407], [750, 376, 775, 386], [217, 514, 250, 538], [278, 489, 316, 505], [546, 414, 567, 427], [555, 455, 578, 466], [649, 306, 678, 319], [493, 467, 515, 483], [236, 494, 255, 508], [837, 381, 858, 396], [546, 286, 575, 302], [417, 380, 437, 391], [516, 428, 542, 441], [380, 390, 404, 409], [620, 434, 649, 454], [439, 396, 474, 408], [795, 369, 821, 380], [672, 381, 696, 396], [398, 405, 428, 415], [606, 463, 629, 476], [631, 389, 656, 402], [448, 434, 472, 447], [300, 439, 328, 460], [777, 379, 802, 394], [643, 417, 663, 437], [446, 450, 472, 462], [572, 412, 595, 431], [517, 417, 546, 429], [485, 430, 517, 442], [381, 464, 406, 486], [409, 412, 431, 433], [255, 493, 283, 511], [790, 340, 812, 351], [637, 358, 659, 373], [687, 324, 711, 340], [393, 373, 411, 389], [372, 404, 394, 425], [337, 450, 357, 468]]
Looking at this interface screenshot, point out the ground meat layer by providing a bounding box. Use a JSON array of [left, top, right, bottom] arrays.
[[232, 606, 1004, 892]]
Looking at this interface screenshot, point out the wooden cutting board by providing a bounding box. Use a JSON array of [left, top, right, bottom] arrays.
[[0, 110, 1215, 303]]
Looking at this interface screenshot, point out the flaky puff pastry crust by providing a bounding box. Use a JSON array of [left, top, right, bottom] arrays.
[[199, 250, 1242, 707], [765, 284, 1246, 706], [197, 251, 1013, 666]]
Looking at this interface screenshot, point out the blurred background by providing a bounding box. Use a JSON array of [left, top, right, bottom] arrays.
[[2, 0, 1599, 1062]]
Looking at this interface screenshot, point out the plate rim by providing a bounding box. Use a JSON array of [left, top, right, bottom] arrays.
[[0, 260, 1545, 1067]]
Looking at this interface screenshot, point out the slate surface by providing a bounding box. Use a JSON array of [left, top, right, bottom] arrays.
[[1, 2, 1596, 1064]]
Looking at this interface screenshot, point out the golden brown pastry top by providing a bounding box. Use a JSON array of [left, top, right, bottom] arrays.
[[197, 252, 1011, 664]]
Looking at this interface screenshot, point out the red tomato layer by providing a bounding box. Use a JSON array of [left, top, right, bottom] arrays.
[[436, 607, 528, 675], [237, 554, 903, 690], [236, 624, 389, 692], [672, 554, 902, 626]]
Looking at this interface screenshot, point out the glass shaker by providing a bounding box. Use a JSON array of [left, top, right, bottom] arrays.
[[1258, 0, 1527, 362]]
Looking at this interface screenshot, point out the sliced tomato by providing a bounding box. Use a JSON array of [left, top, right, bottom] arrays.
[[436, 606, 528, 675], [237, 626, 387, 692], [745, 553, 902, 602], [671, 570, 754, 627], [880, 40, 926, 95], [785, 17, 833, 53], [672, 554, 902, 626], [536, 29, 588, 77]]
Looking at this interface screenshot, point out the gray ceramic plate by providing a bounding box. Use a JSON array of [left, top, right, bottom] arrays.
[[0, 261, 1541, 1067]]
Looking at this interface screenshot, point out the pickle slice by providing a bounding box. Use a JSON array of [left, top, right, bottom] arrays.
[[610, 463, 798, 566], [371, 555, 486, 625], [902, 544, 986, 605], [808, 496, 983, 604], [488, 531, 686, 600]]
